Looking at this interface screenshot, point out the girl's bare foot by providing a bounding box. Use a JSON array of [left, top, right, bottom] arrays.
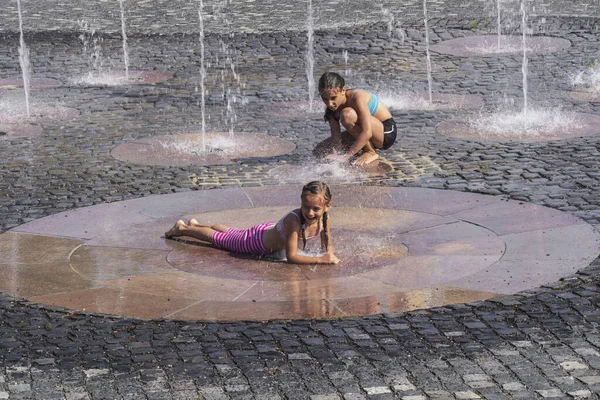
[[188, 218, 208, 228], [354, 151, 379, 166], [165, 219, 186, 238]]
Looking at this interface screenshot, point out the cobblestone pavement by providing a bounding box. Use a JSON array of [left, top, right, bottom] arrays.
[[2, 0, 600, 398]]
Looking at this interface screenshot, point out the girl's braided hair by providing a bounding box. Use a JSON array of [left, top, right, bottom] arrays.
[[299, 181, 332, 251]]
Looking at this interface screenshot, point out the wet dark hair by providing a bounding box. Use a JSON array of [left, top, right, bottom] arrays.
[[318, 72, 345, 92], [299, 181, 332, 251]]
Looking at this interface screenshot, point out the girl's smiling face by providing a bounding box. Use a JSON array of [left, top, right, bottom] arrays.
[[301, 193, 330, 225], [320, 87, 346, 111]]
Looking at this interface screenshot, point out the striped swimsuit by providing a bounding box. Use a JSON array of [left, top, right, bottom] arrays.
[[210, 211, 321, 255], [212, 223, 274, 255]]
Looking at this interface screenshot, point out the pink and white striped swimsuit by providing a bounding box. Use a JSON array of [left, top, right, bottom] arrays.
[[211, 223, 275, 255]]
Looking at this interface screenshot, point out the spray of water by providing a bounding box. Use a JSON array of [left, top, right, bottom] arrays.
[[16, 0, 31, 118], [216, 0, 239, 138], [78, 20, 104, 78], [497, 0, 502, 49], [342, 50, 349, 76], [572, 62, 600, 91], [423, 0, 433, 104], [468, 108, 581, 137], [198, 0, 207, 152], [520, 0, 528, 118], [119, 0, 130, 78], [306, 0, 315, 112]]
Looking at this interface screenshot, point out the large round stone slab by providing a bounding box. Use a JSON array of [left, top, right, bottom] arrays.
[[0, 77, 62, 90], [111, 132, 297, 166], [3, 185, 599, 321], [430, 35, 571, 57]]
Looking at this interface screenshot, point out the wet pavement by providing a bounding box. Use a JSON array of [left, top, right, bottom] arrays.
[[2, 0, 600, 398]]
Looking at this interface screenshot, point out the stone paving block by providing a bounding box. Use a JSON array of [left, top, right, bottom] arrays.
[[536, 388, 564, 398]]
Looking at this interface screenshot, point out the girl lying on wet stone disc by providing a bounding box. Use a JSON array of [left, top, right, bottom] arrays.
[[313, 71, 397, 166], [165, 181, 340, 264]]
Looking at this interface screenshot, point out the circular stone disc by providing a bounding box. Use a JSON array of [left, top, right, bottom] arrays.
[[569, 88, 600, 102], [0, 77, 63, 90], [0, 123, 43, 139], [430, 35, 571, 57], [111, 132, 297, 166], [3, 185, 599, 321], [437, 112, 600, 142]]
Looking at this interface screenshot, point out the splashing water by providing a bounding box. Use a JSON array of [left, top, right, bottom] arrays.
[[520, 0, 528, 117], [158, 135, 240, 155], [16, 0, 31, 118], [272, 159, 373, 183], [78, 20, 104, 74], [497, 0, 502, 49], [119, 0, 130, 78], [468, 108, 581, 137], [572, 63, 600, 91], [198, 0, 207, 151], [423, 0, 433, 104], [306, 0, 315, 112], [342, 49, 349, 76]]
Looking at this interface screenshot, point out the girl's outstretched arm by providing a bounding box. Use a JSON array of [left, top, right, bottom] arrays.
[[284, 216, 339, 264], [328, 116, 343, 152]]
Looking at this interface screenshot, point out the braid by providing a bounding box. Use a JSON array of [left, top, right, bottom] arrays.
[[299, 212, 307, 250], [322, 211, 329, 252]]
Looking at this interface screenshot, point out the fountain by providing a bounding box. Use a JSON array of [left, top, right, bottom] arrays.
[[423, 0, 433, 104], [0, 1, 80, 139], [119, 0, 130, 79], [306, 0, 315, 112], [16, 0, 31, 117], [71, 2, 172, 86], [198, 0, 207, 151], [366, 0, 484, 112], [436, 0, 600, 142], [0, 1, 63, 94], [429, 0, 570, 57], [110, 0, 296, 166]]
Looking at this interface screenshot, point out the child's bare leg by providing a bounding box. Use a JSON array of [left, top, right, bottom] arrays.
[[339, 109, 384, 165], [165, 219, 217, 242], [189, 219, 228, 233]]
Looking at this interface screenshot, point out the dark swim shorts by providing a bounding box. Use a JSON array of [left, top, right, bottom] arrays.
[[381, 118, 397, 150]]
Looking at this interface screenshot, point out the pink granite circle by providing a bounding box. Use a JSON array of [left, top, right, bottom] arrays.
[[569, 88, 600, 102], [111, 132, 296, 166], [0, 123, 43, 139], [0, 77, 63, 90], [2, 185, 599, 321], [0, 105, 79, 139], [430, 35, 571, 57], [437, 112, 600, 142], [73, 70, 173, 86]]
